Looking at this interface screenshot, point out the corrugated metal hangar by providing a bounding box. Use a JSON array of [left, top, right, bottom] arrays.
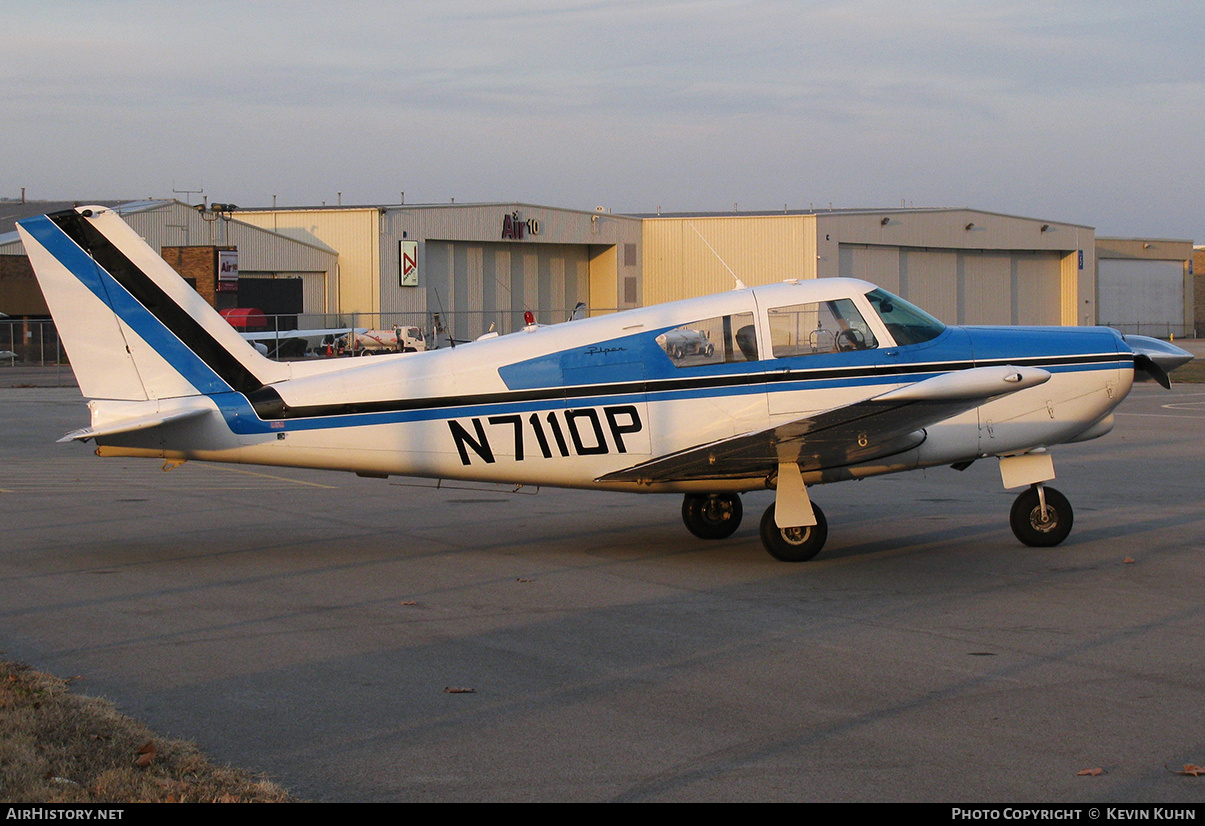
[[235, 203, 644, 340], [641, 208, 1095, 327], [1, 200, 1196, 338]]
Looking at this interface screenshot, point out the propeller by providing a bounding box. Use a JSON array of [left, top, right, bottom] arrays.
[[1123, 334, 1194, 389]]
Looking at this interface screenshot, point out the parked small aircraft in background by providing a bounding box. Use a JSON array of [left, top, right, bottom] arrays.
[[18, 206, 1192, 560]]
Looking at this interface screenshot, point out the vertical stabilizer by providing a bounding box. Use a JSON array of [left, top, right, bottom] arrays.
[[17, 206, 288, 402]]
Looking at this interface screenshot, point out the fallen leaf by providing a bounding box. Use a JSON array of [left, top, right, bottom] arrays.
[[1175, 764, 1204, 777], [134, 741, 156, 767], [1077, 767, 1105, 776], [400, 601, 417, 606], [516, 578, 533, 583], [1123, 556, 1135, 564], [444, 686, 476, 694]]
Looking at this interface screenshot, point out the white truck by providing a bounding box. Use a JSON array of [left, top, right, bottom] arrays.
[[342, 326, 427, 355]]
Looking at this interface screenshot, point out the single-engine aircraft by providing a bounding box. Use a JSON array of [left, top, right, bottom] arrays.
[[17, 206, 1193, 561]]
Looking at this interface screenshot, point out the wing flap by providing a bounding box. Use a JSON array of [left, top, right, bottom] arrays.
[[598, 365, 1050, 484]]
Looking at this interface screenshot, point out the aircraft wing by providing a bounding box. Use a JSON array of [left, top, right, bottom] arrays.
[[597, 365, 1051, 484], [239, 327, 356, 343]]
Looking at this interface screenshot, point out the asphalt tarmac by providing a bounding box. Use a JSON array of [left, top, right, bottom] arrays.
[[1, 383, 1203, 802]]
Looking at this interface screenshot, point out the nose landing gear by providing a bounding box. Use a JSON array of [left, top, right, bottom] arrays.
[[1010, 483, 1073, 547]]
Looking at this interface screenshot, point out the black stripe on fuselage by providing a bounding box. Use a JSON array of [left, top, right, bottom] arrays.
[[47, 209, 267, 397]]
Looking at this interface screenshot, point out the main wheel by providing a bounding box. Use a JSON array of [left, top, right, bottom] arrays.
[[682, 493, 743, 539], [1010, 486, 1073, 547], [759, 502, 828, 562]]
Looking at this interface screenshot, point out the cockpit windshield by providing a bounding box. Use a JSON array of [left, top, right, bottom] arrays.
[[865, 288, 946, 346]]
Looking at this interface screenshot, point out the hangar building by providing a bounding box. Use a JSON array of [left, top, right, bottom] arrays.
[[641, 208, 1096, 328], [235, 203, 644, 341], [0, 200, 338, 322], [2, 200, 1196, 340]]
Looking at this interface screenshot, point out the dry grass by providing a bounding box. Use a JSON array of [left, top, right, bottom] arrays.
[[0, 659, 297, 803]]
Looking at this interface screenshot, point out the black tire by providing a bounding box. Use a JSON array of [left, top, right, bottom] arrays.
[[682, 493, 743, 540], [759, 502, 827, 562], [1010, 486, 1073, 547]]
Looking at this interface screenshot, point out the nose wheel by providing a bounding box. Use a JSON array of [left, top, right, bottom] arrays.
[[682, 493, 743, 539], [1010, 484, 1073, 547]]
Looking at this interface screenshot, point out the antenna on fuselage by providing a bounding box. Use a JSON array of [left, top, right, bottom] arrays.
[[688, 222, 747, 290]]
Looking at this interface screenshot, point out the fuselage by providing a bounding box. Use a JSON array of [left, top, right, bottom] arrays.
[[93, 278, 1136, 494]]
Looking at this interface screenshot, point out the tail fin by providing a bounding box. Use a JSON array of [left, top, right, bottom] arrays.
[[17, 206, 288, 401]]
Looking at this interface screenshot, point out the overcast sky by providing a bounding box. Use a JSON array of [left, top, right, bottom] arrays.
[[3, 0, 1201, 239]]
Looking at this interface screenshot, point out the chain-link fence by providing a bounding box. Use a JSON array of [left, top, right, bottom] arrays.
[[6, 313, 1195, 388], [1099, 322, 1198, 340], [0, 320, 73, 386], [0, 307, 619, 384]]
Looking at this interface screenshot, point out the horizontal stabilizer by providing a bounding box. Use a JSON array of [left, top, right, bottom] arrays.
[[58, 407, 212, 443]]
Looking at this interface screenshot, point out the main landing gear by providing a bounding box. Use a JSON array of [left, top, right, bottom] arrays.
[[759, 501, 827, 562], [1009, 483, 1073, 547], [681, 493, 743, 539], [681, 493, 829, 561]]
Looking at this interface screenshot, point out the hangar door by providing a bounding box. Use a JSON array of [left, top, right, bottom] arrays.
[[1097, 259, 1185, 336], [422, 242, 590, 340], [838, 244, 1063, 326]]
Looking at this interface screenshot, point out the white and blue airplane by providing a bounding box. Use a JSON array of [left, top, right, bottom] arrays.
[[18, 206, 1193, 561]]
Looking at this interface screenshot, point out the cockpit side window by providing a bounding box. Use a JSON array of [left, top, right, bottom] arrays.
[[767, 299, 878, 358], [865, 288, 946, 345]]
